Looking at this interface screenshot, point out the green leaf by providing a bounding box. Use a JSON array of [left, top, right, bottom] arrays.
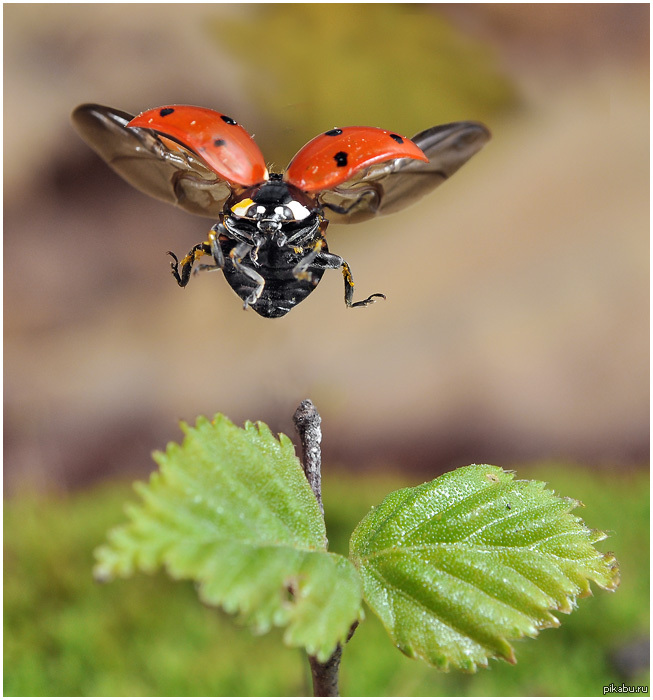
[[349, 465, 619, 671], [95, 414, 363, 662]]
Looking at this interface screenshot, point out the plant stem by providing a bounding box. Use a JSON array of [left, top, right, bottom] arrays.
[[308, 645, 343, 697], [293, 399, 324, 519], [293, 399, 341, 696]]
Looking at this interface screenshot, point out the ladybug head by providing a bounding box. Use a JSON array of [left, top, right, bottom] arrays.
[[227, 178, 318, 236]]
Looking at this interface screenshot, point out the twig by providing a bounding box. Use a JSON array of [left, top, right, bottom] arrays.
[[308, 646, 343, 697], [293, 399, 343, 697], [293, 399, 324, 519]]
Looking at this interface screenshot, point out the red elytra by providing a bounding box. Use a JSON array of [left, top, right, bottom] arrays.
[[283, 126, 428, 193], [128, 105, 268, 187]]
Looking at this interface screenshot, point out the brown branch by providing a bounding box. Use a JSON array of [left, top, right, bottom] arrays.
[[293, 399, 324, 519], [293, 399, 343, 696], [308, 645, 343, 697]]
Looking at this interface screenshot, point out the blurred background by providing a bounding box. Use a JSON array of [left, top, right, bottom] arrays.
[[4, 3, 649, 696]]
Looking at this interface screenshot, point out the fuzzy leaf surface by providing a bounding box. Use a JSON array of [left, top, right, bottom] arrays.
[[95, 414, 363, 662], [349, 465, 619, 671]]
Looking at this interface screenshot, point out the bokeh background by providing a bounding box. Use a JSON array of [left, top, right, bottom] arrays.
[[4, 3, 649, 696]]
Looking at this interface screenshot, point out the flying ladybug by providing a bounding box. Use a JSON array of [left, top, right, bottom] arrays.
[[72, 104, 490, 318]]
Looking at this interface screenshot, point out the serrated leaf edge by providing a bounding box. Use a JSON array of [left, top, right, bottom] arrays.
[[350, 466, 620, 671]]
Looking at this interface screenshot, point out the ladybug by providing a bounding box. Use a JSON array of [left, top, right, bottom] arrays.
[[72, 104, 490, 318]]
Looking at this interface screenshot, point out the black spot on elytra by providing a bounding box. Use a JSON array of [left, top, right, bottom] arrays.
[[159, 107, 175, 117], [389, 133, 403, 144], [333, 151, 348, 167], [221, 115, 237, 125], [325, 128, 343, 136], [213, 138, 226, 147]]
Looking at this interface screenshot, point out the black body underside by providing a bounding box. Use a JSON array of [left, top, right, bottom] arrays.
[[220, 237, 328, 318]]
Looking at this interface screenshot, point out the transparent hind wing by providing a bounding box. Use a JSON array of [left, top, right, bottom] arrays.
[[318, 121, 490, 224], [72, 104, 233, 219]]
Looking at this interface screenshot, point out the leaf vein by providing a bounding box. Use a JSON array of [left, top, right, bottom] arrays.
[[367, 564, 496, 653]]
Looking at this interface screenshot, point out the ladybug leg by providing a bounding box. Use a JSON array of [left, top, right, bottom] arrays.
[[339, 258, 386, 308], [167, 242, 212, 287], [229, 242, 265, 308], [209, 226, 226, 268], [292, 239, 326, 284], [193, 227, 227, 274], [314, 251, 386, 308], [285, 221, 323, 245]]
